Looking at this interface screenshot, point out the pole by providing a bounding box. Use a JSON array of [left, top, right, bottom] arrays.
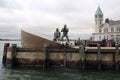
[[2, 43, 9, 65], [97, 44, 101, 70], [11, 44, 18, 68], [80, 44, 85, 70], [64, 44, 67, 69], [43, 43, 50, 70], [115, 44, 119, 71]]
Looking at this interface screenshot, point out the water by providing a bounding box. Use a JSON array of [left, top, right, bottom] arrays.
[[0, 41, 120, 80]]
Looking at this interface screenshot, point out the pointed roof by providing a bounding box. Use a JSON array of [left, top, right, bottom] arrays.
[[95, 6, 103, 15]]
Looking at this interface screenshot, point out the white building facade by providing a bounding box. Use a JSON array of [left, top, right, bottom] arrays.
[[92, 6, 120, 43]]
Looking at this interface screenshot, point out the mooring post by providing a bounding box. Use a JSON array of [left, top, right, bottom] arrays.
[[2, 43, 9, 65], [43, 43, 50, 70], [11, 44, 18, 68], [79, 44, 81, 69], [64, 44, 67, 69], [97, 44, 101, 70], [115, 43, 119, 71], [80, 44, 85, 70]]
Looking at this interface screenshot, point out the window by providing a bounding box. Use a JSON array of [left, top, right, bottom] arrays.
[[104, 36, 105, 39], [99, 29, 102, 33], [100, 21, 101, 25], [116, 26, 120, 32], [104, 28, 108, 33], [111, 35, 114, 40], [92, 36, 95, 40], [116, 35, 120, 43], [107, 35, 108, 40], [99, 36, 101, 41], [95, 15, 97, 18], [99, 15, 103, 18], [111, 27, 114, 32]]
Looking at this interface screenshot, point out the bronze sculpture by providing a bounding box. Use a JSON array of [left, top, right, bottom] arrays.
[[61, 24, 69, 42], [54, 28, 61, 41]]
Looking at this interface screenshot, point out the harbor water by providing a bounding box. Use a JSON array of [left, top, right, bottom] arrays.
[[0, 41, 120, 80]]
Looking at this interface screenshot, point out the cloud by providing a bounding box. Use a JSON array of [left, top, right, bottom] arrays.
[[0, 0, 120, 39], [0, 0, 24, 10]]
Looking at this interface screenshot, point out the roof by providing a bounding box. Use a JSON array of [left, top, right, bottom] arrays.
[[99, 23, 105, 27], [99, 20, 120, 27], [95, 6, 103, 15], [109, 20, 120, 25]]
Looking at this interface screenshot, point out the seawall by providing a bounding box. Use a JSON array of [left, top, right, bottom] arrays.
[[2, 43, 120, 70]]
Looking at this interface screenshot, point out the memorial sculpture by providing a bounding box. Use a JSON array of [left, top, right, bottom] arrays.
[[53, 28, 61, 41], [61, 24, 69, 42]]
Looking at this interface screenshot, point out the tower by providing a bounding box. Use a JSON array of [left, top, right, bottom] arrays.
[[95, 6, 103, 33]]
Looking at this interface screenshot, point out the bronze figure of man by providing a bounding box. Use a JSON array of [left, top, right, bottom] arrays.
[[61, 24, 69, 42], [54, 28, 61, 41]]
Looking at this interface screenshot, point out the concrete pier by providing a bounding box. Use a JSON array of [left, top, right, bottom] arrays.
[[3, 43, 120, 70]]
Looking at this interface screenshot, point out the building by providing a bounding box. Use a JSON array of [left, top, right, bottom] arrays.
[[92, 6, 120, 43]]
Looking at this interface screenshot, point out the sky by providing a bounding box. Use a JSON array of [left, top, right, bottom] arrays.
[[0, 0, 120, 39]]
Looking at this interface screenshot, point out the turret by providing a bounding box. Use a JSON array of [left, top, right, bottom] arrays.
[[95, 6, 103, 33]]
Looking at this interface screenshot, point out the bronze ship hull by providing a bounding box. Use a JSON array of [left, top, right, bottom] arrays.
[[21, 30, 61, 51]]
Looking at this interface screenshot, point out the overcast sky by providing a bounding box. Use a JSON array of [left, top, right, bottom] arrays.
[[0, 0, 120, 39]]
